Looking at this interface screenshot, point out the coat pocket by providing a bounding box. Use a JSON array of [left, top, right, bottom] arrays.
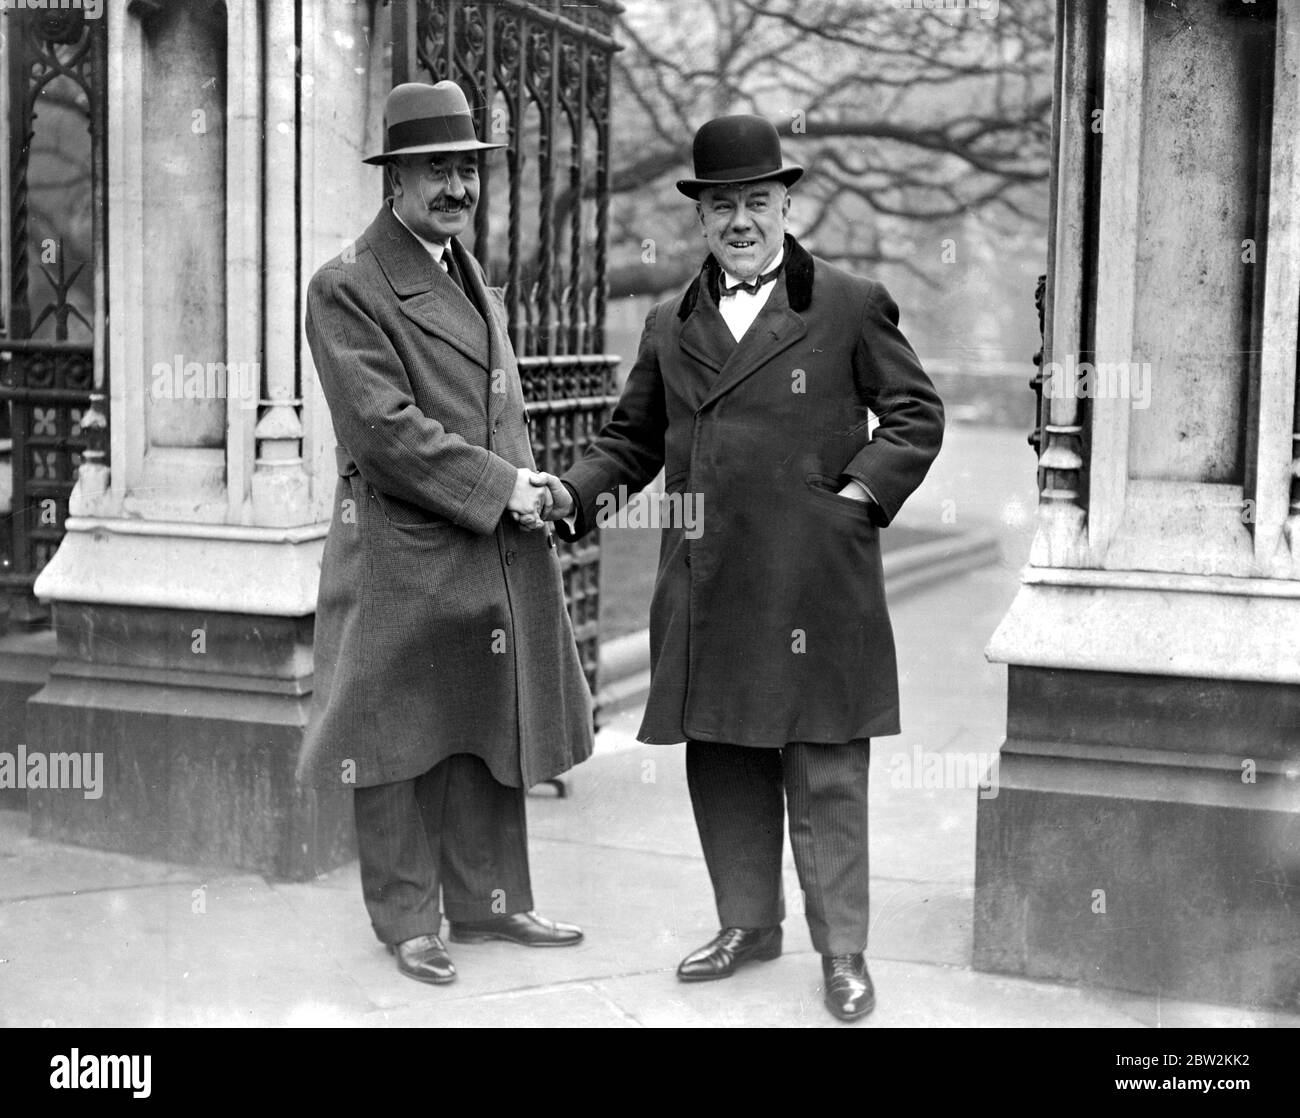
[[803, 472, 879, 522], [371, 488, 451, 531]]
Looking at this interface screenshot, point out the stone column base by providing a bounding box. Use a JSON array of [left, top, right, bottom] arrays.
[[0, 629, 58, 809], [24, 603, 354, 881], [974, 666, 1300, 1011]]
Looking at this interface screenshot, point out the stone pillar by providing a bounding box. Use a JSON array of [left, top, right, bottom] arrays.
[[133, 0, 227, 520], [976, 0, 1300, 1010], [25, 0, 384, 879]]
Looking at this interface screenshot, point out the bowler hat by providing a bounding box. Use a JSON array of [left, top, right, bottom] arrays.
[[363, 81, 505, 165], [676, 115, 803, 199]]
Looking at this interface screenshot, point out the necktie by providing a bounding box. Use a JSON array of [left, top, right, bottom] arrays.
[[721, 262, 783, 297], [442, 249, 464, 293], [442, 248, 485, 322]]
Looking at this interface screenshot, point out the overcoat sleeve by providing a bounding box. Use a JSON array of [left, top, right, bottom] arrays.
[[840, 281, 945, 527], [306, 264, 518, 536], [556, 305, 668, 540]]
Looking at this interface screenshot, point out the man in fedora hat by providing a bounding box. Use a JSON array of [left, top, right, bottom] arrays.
[[540, 114, 943, 1021], [299, 81, 593, 986]]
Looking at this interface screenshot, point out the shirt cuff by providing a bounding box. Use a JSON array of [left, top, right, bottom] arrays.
[[841, 478, 876, 504], [560, 480, 583, 536]]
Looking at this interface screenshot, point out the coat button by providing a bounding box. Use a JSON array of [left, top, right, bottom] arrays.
[[685, 553, 691, 567], [505, 549, 516, 565]]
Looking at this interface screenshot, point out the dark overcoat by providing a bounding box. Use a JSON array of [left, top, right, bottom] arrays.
[[299, 204, 593, 790], [560, 236, 943, 747]]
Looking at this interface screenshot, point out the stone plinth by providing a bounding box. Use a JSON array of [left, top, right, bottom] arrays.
[[974, 666, 1300, 1011], [0, 629, 58, 810], [26, 601, 353, 880]]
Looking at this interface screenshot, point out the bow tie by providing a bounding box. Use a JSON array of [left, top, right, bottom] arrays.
[[720, 263, 782, 297]]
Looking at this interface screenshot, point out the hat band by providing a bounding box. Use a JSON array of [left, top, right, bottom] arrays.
[[695, 161, 789, 183], [387, 112, 480, 152]]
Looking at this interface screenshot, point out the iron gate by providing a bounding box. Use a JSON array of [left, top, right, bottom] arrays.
[[392, 0, 623, 704], [0, 2, 623, 696], [0, 6, 108, 632]]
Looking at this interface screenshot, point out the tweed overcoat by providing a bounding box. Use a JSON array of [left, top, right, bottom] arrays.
[[298, 204, 593, 790], [559, 236, 943, 747]]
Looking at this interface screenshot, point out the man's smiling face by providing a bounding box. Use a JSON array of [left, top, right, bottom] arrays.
[[697, 181, 790, 281], [390, 152, 480, 243]]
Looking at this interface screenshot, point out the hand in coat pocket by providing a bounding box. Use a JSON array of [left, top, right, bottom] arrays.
[[836, 479, 873, 503]]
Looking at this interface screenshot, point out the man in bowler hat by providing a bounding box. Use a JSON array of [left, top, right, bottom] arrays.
[[300, 82, 593, 985], [541, 115, 944, 1021]]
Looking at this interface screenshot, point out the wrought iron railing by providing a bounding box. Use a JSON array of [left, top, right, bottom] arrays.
[[1030, 272, 1046, 488], [0, 7, 108, 630], [394, 0, 623, 701]]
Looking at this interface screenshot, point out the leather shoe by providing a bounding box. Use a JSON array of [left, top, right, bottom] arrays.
[[822, 952, 874, 1021], [448, 911, 584, 947], [386, 934, 456, 985], [677, 926, 782, 982]]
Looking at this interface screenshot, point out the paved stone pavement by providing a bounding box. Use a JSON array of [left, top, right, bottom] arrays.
[[1, 425, 1296, 1029]]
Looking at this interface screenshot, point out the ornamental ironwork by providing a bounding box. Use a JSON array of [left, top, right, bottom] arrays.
[[393, 0, 623, 705], [0, 8, 108, 630]]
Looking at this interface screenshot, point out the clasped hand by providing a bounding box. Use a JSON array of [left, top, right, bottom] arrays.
[[507, 468, 574, 531], [509, 471, 868, 530]]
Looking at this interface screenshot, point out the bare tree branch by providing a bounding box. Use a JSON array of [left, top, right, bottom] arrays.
[[607, 0, 1054, 297]]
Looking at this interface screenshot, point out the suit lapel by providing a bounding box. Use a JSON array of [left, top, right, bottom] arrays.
[[367, 207, 491, 368], [397, 291, 490, 368], [699, 275, 807, 409], [452, 239, 512, 426], [679, 290, 735, 376]]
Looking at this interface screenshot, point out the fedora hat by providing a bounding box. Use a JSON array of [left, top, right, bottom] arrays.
[[363, 81, 505, 165], [676, 115, 803, 199]]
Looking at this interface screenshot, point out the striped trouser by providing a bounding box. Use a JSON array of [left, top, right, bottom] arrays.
[[686, 739, 871, 956]]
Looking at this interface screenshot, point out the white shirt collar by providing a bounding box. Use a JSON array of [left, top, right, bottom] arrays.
[[391, 205, 449, 265], [720, 245, 784, 297]]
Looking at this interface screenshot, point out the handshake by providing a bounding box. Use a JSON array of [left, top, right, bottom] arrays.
[[508, 468, 574, 531]]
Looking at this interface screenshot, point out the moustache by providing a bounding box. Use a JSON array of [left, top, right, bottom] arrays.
[[417, 181, 471, 213]]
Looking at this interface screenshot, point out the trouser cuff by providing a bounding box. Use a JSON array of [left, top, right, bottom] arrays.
[[372, 914, 443, 947], [444, 895, 535, 924]]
